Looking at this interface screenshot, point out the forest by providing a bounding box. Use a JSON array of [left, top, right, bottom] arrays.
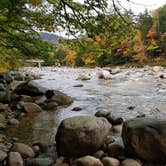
[[0, 0, 166, 70]]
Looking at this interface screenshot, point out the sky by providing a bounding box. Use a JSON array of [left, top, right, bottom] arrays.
[[121, 0, 166, 14]]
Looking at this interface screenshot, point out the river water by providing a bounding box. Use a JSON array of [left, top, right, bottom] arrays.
[[6, 66, 166, 144]]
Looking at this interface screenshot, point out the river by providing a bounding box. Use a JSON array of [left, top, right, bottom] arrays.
[[5, 66, 166, 144]]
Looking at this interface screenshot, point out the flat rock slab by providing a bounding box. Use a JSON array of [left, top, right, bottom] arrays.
[[122, 118, 166, 163]]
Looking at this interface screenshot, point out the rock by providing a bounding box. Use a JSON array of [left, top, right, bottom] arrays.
[[71, 107, 82, 111], [152, 66, 163, 72], [108, 142, 124, 157], [93, 150, 105, 159], [23, 102, 42, 113], [102, 157, 120, 166], [41, 102, 58, 110], [73, 84, 83, 87], [76, 74, 91, 81], [14, 81, 46, 96], [106, 113, 123, 125], [122, 118, 166, 163], [12, 143, 35, 159], [19, 95, 33, 102], [10, 71, 25, 81], [0, 90, 11, 103], [110, 67, 121, 74], [8, 152, 24, 166], [9, 118, 20, 125], [0, 150, 7, 162], [73, 156, 103, 166], [98, 70, 112, 79], [56, 116, 111, 157], [0, 103, 7, 112], [112, 125, 123, 134], [32, 145, 40, 155], [45, 90, 73, 106], [0, 72, 13, 84], [0, 114, 6, 129], [95, 110, 109, 117], [25, 157, 54, 166], [121, 159, 142, 166]]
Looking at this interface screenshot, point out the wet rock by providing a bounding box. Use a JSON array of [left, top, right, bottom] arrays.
[[14, 81, 46, 96], [127, 106, 135, 110], [12, 143, 35, 159], [25, 157, 54, 166], [106, 113, 123, 125], [73, 156, 103, 166], [8, 152, 24, 166], [45, 90, 73, 106], [122, 118, 166, 162], [73, 84, 83, 87], [9, 118, 20, 125], [98, 70, 112, 79], [93, 150, 105, 159], [121, 159, 142, 166], [0, 72, 13, 84], [95, 110, 109, 117], [32, 145, 40, 155], [102, 157, 120, 166], [71, 107, 82, 111], [76, 74, 91, 81], [108, 142, 124, 157], [0, 103, 7, 112], [110, 67, 121, 74], [41, 102, 58, 110], [56, 116, 111, 157], [23, 102, 43, 113]]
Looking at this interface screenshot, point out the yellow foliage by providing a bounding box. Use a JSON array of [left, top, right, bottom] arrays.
[[82, 53, 95, 65], [65, 49, 76, 66]]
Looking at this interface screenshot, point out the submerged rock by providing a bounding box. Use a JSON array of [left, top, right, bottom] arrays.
[[122, 118, 166, 163], [56, 116, 111, 157]]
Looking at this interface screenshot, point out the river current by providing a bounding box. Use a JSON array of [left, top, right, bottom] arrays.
[[6, 66, 166, 144]]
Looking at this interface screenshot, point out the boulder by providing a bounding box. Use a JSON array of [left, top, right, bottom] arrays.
[[0, 90, 11, 103], [93, 150, 105, 159], [121, 159, 142, 166], [0, 72, 13, 84], [98, 70, 112, 80], [45, 90, 73, 106], [95, 110, 109, 117], [10, 71, 25, 81], [8, 152, 24, 166], [122, 118, 166, 162], [102, 157, 120, 166], [56, 116, 111, 157], [14, 81, 46, 96], [152, 66, 163, 72], [73, 156, 103, 166], [23, 102, 43, 113], [9, 118, 20, 125], [11, 143, 35, 159]]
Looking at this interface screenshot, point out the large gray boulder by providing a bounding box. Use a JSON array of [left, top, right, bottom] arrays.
[[14, 81, 46, 96], [56, 116, 111, 157], [122, 118, 166, 163]]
